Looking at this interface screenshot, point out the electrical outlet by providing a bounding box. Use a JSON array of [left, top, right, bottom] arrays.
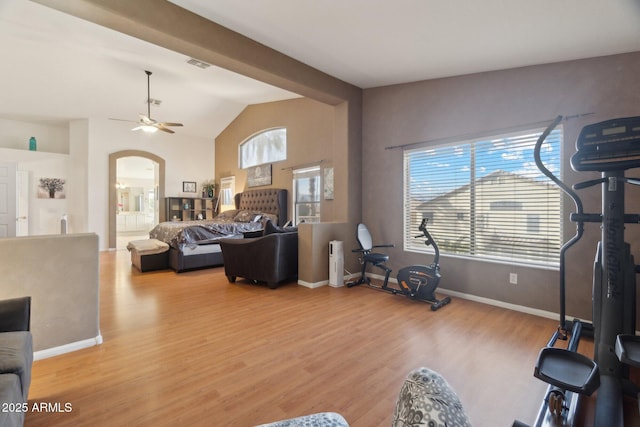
[[509, 273, 518, 285]]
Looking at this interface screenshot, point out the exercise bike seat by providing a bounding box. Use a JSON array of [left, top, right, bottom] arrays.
[[354, 223, 393, 262], [534, 347, 600, 395], [363, 252, 389, 264]]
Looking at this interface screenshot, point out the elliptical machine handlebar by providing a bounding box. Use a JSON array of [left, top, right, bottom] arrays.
[[534, 115, 585, 336]]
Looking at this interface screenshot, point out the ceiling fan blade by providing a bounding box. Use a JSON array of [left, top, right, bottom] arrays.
[[112, 71, 181, 134], [156, 125, 175, 134], [109, 118, 138, 123]]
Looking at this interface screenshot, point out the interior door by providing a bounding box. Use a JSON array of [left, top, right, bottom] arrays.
[[0, 162, 17, 238]]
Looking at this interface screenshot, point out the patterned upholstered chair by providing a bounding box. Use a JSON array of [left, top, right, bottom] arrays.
[[256, 367, 472, 427]]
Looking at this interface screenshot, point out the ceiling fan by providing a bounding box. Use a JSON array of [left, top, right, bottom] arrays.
[[110, 70, 183, 134]]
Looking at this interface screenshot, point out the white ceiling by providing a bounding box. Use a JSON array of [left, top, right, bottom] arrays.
[[171, 0, 640, 88], [2, 0, 639, 140]]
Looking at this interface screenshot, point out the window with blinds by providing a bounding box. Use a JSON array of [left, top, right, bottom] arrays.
[[403, 127, 562, 267]]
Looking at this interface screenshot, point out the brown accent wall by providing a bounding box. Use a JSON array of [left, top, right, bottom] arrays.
[[216, 97, 337, 221], [362, 52, 640, 320]]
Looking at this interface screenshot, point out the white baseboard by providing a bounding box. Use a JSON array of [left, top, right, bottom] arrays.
[[34, 334, 103, 361], [297, 279, 328, 289], [437, 288, 559, 320], [298, 273, 359, 289], [353, 272, 562, 321]]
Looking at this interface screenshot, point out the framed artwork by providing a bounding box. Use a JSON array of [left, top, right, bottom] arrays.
[[38, 177, 66, 199], [183, 181, 197, 193], [324, 167, 334, 200], [247, 164, 272, 187]]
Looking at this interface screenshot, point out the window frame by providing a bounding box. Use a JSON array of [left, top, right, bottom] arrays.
[[292, 166, 321, 224], [403, 126, 563, 269]]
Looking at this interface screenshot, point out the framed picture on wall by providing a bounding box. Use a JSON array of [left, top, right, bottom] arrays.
[[183, 181, 197, 193], [247, 164, 272, 187], [324, 167, 334, 200]]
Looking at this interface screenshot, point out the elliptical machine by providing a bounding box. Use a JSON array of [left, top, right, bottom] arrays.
[[347, 218, 451, 311], [514, 116, 640, 427]]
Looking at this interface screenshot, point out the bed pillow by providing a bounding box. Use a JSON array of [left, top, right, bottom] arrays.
[[262, 213, 278, 224], [217, 209, 238, 220], [233, 210, 263, 223]]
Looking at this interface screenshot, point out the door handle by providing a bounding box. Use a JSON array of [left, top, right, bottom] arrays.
[[16, 216, 27, 220]]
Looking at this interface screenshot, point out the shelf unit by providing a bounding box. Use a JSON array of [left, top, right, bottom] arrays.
[[164, 197, 216, 221]]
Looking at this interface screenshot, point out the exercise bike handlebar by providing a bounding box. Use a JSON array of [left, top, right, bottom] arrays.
[[417, 218, 440, 267]]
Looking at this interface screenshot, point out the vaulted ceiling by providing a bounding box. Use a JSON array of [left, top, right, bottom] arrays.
[[1, 0, 639, 139]]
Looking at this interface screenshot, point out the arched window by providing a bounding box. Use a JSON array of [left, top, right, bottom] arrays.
[[239, 128, 287, 169]]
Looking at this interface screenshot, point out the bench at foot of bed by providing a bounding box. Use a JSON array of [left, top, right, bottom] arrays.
[[127, 239, 170, 272]]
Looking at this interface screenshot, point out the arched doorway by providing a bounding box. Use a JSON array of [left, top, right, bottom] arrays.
[[108, 150, 165, 249]]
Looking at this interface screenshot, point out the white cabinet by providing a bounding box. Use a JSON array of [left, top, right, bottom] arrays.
[[117, 212, 147, 232]]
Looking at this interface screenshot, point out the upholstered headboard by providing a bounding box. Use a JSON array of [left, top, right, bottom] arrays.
[[234, 188, 288, 226]]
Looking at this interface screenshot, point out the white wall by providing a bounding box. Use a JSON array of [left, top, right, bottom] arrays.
[[0, 117, 69, 154], [0, 148, 69, 235]]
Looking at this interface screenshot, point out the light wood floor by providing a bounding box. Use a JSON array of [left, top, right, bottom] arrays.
[[24, 250, 629, 426]]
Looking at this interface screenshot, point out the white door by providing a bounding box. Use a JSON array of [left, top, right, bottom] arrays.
[[0, 163, 17, 238], [16, 170, 29, 236]]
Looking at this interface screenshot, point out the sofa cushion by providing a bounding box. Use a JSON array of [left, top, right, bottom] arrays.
[[392, 367, 471, 427], [0, 297, 31, 333], [0, 331, 32, 401], [256, 412, 349, 427], [0, 374, 25, 427]]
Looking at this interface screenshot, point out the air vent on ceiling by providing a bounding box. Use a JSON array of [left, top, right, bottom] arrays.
[[187, 58, 212, 69]]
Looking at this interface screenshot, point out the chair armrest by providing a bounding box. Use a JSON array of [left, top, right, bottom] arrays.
[[373, 244, 395, 248], [0, 297, 31, 332]]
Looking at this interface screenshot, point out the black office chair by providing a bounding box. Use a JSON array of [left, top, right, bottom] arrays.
[[347, 223, 394, 288]]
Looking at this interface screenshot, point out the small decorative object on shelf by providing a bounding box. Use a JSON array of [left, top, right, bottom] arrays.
[[202, 180, 216, 198], [29, 136, 37, 151]]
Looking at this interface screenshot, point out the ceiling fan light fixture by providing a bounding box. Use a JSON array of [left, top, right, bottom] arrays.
[[141, 125, 158, 133], [110, 70, 182, 134]]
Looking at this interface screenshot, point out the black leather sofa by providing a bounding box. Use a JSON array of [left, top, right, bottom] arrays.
[[0, 296, 33, 427], [219, 222, 298, 289]]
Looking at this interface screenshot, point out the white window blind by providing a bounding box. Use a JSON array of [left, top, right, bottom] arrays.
[[403, 127, 562, 267]]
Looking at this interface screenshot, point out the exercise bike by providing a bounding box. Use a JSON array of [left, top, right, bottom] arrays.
[[347, 218, 451, 311]]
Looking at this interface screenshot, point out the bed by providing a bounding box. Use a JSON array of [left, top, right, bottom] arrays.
[[149, 188, 288, 272]]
